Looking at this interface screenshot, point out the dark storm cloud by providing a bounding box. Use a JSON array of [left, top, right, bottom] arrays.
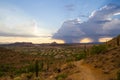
[[52, 4, 120, 43]]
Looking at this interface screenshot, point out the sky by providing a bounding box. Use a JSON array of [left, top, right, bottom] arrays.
[[0, 0, 120, 43]]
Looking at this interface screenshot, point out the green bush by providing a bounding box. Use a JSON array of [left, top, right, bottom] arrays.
[[55, 73, 67, 80], [27, 63, 35, 73], [90, 45, 107, 54], [73, 53, 86, 61], [66, 57, 74, 62], [26, 72, 33, 79], [35, 60, 39, 77], [14, 67, 27, 75], [0, 64, 11, 72], [117, 70, 120, 80], [39, 61, 43, 71], [0, 71, 4, 77]]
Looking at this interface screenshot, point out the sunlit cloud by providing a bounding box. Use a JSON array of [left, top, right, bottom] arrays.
[[0, 37, 64, 44], [80, 38, 93, 43], [99, 37, 112, 42], [114, 12, 120, 15]]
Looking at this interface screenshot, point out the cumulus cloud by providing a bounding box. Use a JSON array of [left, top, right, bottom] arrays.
[[52, 3, 120, 43]]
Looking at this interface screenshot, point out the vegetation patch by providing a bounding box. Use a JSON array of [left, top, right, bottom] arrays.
[[73, 53, 86, 61], [90, 44, 107, 54], [55, 73, 67, 80], [117, 70, 120, 80]]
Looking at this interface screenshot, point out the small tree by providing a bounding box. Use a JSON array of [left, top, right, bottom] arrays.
[[35, 60, 39, 78], [83, 44, 87, 53], [117, 37, 120, 46], [117, 70, 120, 80], [39, 61, 43, 72], [34, 60, 44, 80]]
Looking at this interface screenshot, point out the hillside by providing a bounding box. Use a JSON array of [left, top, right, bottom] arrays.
[[46, 35, 120, 80], [0, 35, 120, 80], [0, 47, 45, 80], [0, 43, 87, 80], [107, 35, 120, 47], [84, 35, 120, 80], [85, 46, 120, 80]]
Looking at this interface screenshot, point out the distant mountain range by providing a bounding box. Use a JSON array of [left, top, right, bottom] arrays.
[[0, 41, 103, 47]]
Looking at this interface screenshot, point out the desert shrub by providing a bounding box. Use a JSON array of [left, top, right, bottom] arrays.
[[14, 76, 21, 80], [0, 64, 10, 72], [14, 63, 35, 75], [27, 63, 36, 73], [0, 71, 4, 77], [39, 61, 43, 71], [15, 60, 43, 76], [67, 63, 76, 69], [14, 67, 27, 75], [55, 73, 67, 80], [54, 68, 61, 73], [66, 57, 74, 62], [0, 64, 16, 76], [116, 35, 120, 46], [90, 44, 107, 54], [26, 72, 33, 79], [117, 70, 120, 80], [35, 60, 39, 77], [26, 61, 43, 72], [73, 53, 86, 61]]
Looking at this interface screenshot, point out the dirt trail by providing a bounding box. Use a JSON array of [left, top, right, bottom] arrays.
[[67, 60, 104, 80]]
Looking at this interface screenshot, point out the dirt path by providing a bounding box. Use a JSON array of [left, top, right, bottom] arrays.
[[67, 60, 104, 80]]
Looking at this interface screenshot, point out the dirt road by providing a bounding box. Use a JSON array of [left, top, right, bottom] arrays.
[[67, 60, 104, 80]]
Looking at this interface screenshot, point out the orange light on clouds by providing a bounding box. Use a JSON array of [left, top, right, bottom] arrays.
[[80, 38, 93, 43], [99, 37, 112, 42], [0, 37, 64, 44], [0, 37, 113, 44]]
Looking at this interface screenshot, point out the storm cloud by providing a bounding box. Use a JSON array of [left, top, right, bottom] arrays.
[[52, 4, 120, 43]]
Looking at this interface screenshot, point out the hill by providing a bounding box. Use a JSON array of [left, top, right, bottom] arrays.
[[0, 35, 120, 80], [107, 35, 120, 47], [46, 35, 120, 80]]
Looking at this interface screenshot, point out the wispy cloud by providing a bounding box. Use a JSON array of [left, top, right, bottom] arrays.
[[0, 5, 50, 38]]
